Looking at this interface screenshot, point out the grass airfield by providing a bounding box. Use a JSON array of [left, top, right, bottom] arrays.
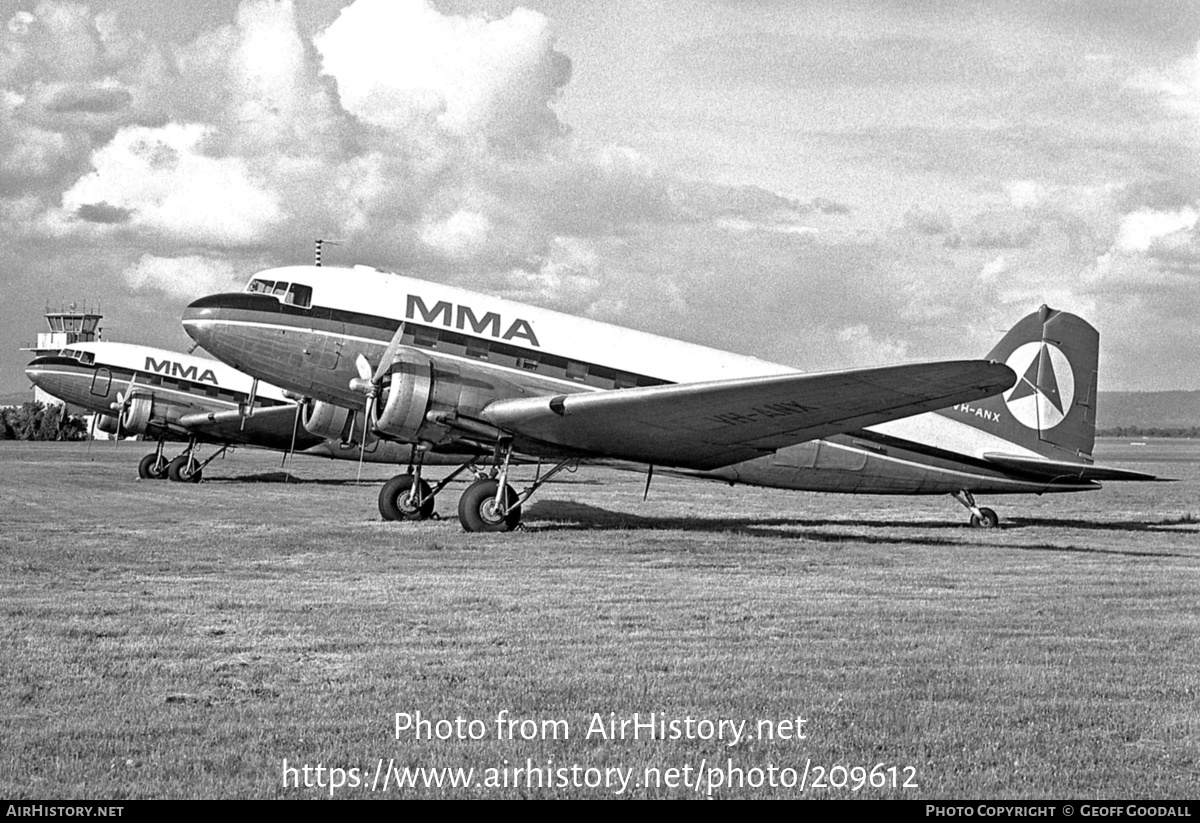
[[1, 439, 1197, 799]]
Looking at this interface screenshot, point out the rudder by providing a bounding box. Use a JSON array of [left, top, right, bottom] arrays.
[[944, 305, 1099, 460]]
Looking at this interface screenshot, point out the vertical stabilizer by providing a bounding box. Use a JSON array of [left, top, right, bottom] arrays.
[[942, 306, 1099, 460]]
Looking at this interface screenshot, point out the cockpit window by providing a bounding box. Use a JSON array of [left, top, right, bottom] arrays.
[[284, 283, 313, 308], [55, 349, 94, 364], [245, 278, 312, 309]]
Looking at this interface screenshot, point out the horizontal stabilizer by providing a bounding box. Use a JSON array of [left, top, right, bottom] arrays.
[[982, 453, 1161, 482], [481, 360, 1016, 470]]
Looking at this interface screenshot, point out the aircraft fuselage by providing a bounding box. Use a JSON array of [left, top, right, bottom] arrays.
[[183, 265, 1097, 498]]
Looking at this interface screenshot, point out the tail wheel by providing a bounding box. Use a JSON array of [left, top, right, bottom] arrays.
[[138, 453, 168, 480], [379, 474, 435, 521], [167, 455, 203, 484], [458, 478, 521, 532], [970, 507, 1000, 529]]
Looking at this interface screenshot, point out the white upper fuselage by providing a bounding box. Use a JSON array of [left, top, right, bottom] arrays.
[[182, 263, 1085, 495]]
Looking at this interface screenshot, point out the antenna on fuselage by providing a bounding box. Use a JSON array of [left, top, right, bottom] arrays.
[[314, 238, 341, 267]]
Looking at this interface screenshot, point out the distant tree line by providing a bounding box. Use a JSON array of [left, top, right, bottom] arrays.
[[1097, 426, 1200, 438], [0, 402, 89, 441]]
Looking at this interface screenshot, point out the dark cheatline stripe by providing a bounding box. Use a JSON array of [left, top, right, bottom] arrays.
[[197, 292, 674, 392]]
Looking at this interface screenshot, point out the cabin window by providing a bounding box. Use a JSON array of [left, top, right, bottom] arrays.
[[614, 372, 637, 389], [284, 283, 313, 309], [518, 356, 539, 372], [272, 282, 289, 298], [246, 278, 276, 294], [205, 385, 220, 397], [566, 361, 588, 382], [79, 352, 94, 365], [413, 327, 439, 348], [465, 338, 490, 359]]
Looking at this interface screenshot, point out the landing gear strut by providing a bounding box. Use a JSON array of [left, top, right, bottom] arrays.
[[377, 448, 476, 521], [455, 442, 578, 533], [164, 439, 228, 484], [138, 440, 169, 480], [952, 490, 1000, 529]]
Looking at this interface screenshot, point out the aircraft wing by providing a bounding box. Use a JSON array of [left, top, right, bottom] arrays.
[[177, 404, 314, 451], [981, 453, 1161, 482], [478, 360, 1016, 471]]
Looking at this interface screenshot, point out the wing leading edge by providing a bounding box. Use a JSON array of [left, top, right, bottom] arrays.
[[479, 360, 1017, 470]]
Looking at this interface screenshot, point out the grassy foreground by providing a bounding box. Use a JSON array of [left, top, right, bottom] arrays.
[[1, 441, 1197, 799]]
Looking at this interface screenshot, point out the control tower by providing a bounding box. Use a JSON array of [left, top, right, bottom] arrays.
[[20, 303, 103, 406]]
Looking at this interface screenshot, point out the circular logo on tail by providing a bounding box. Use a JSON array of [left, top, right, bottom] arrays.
[[1003, 342, 1075, 430]]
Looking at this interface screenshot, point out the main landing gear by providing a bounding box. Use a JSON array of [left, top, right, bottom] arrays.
[[137, 438, 227, 484], [952, 490, 1000, 529], [377, 440, 578, 532]]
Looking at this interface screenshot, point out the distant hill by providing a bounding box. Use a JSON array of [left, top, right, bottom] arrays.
[[1097, 391, 1200, 433]]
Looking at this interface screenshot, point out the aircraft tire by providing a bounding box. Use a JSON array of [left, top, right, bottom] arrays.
[[970, 507, 999, 529], [138, 453, 167, 480], [379, 474, 435, 521], [458, 478, 521, 532], [167, 455, 203, 484]]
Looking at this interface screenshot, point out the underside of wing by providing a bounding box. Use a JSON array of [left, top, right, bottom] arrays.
[[478, 360, 1016, 470], [178, 404, 318, 451], [982, 453, 1162, 482]]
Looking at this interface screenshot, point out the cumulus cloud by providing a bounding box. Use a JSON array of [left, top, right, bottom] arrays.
[[60, 123, 283, 244], [314, 0, 570, 148], [1114, 206, 1198, 253], [834, 325, 910, 367], [123, 254, 244, 299]]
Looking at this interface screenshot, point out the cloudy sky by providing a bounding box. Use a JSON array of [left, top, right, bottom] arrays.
[[3, 0, 1198, 394]]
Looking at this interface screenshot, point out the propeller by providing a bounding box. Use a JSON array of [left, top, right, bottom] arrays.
[[348, 322, 406, 483], [110, 390, 126, 447], [107, 371, 139, 446]]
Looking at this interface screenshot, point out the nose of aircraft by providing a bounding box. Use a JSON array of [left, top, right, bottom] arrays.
[[182, 293, 230, 344], [24, 353, 74, 399], [181, 292, 261, 362]]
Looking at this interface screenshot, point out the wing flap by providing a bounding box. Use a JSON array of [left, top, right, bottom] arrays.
[[982, 453, 1161, 482], [480, 360, 1016, 470]]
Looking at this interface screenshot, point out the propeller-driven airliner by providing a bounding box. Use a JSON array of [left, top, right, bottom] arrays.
[[179, 263, 1156, 532], [24, 340, 474, 486]]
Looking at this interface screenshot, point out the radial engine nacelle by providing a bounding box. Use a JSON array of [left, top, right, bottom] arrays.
[[119, 391, 158, 436], [95, 413, 121, 436], [369, 350, 465, 446]]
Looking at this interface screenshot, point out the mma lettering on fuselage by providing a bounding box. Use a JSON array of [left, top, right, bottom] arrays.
[[144, 356, 219, 385], [952, 403, 1001, 423], [406, 295, 540, 348]]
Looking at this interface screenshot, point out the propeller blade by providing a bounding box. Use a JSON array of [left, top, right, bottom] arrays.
[[356, 398, 374, 485], [354, 353, 372, 383], [282, 399, 303, 478], [372, 322, 406, 384]]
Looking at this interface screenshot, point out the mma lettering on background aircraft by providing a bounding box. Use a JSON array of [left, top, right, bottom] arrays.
[[406, 295, 541, 347], [145, 356, 219, 385]]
